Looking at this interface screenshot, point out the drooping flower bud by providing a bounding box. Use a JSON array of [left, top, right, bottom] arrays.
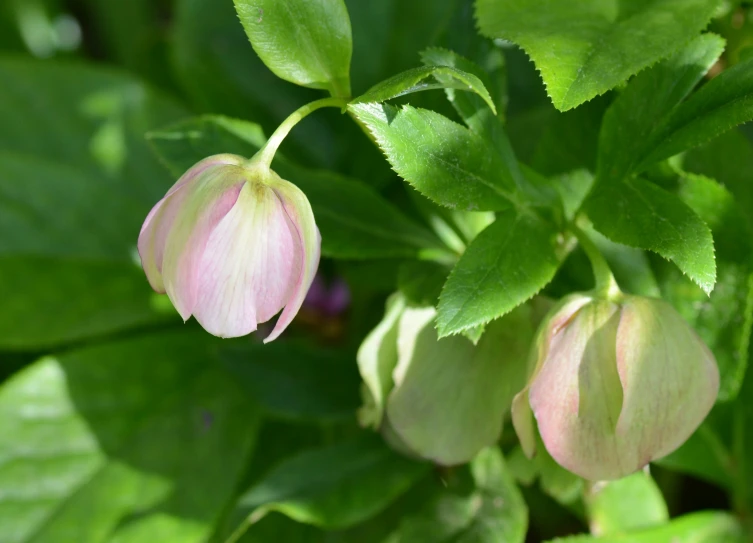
[[512, 293, 719, 481], [358, 294, 537, 465], [138, 154, 320, 341]]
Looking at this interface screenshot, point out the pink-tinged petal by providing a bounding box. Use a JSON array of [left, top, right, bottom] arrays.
[[161, 169, 246, 320], [137, 183, 193, 292], [614, 297, 719, 462], [529, 294, 594, 379], [512, 294, 591, 459], [138, 197, 168, 292], [530, 300, 629, 480], [164, 154, 244, 199], [263, 175, 321, 343], [137, 155, 244, 293], [191, 182, 303, 338]]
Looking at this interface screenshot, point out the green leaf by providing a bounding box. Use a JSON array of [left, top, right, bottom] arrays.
[[147, 115, 268, 169], [639, 55, 753, 169], [585, 177, 716, 294], [351, 65, 496, 114], [78, 0, 174, 88], [552, 169, 596, 222], [234, 0, 352, 97], [685, 130, 753, 230], [147, 115, 440, 259], [682, 132, 753, 398], [597, 33, 725, 184], [0, 59, 188, 347], [237, 435, 429, 530], [349, 103, 520, 211], [0, 331, 260, 543], [676, 171, 753, 268], [585, 472, 668, 536], [0, 1, 26, 53], [509, 99, 607, 177], [171, 0, 333, 166], [419, 48, 526, 196], [545, 511, 744, 543], [285, 166, 442, 259], [224, 466, 442, 543], [655, 173, 753, 400], [0, 57, 186, 204], [406, 181, 497, 248], [0, 154, 141, 261], [344, 0, 458, 94], [415, 49, 560, 215], [437, 210, 560, 336], [220, 341, 361, 422], [420, 47, 501, 123], [388, 448, 528, 543], [0, 258, 175, 350], [398, 261, 451, 307], [475, 0, 720, 111], [657, 422, 733, 489], [422, 41, 509, 119]]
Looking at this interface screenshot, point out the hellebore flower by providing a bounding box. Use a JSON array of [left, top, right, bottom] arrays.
[[357, 294, 540, 466], [512, 293, 720, 481], [138, 154, 320, 341]]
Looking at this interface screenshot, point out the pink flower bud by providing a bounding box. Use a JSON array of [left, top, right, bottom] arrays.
[[138, 154, 320, 341], [512, 293, 719, 481]]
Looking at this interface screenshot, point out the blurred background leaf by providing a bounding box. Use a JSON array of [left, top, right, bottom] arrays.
[[0, 331, 261, 542], [0, 59, 187, 349]]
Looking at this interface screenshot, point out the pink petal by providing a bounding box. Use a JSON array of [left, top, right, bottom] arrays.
[[511, 294, 592, 459], [530, 300, 627, 480], [165, 154, 243, 199], [161, 173, 245, 320], [137, 155, 243, 293], [264, 179, 321, 343], [191, 182, 303, 338], [137, 184, 193, 292]]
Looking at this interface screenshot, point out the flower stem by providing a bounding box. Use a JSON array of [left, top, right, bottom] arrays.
[[225, 507, 269, 543], [571, 225, 621, 299], [255, 97, 348, 168]]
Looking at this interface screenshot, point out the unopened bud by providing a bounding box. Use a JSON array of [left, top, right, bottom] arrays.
[[358, 296, 535, 465], [513, 293, 719, 480], [138, 154, 320, 341]]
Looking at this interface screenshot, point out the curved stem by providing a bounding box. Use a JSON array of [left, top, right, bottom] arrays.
[[571, 225, 621, 299], [255, 96, 348, 168], [225, 508, 269, 543]]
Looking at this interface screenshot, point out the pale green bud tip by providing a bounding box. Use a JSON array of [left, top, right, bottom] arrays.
[[137, 154, 320, 341], [520, 294, 719, 481]]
